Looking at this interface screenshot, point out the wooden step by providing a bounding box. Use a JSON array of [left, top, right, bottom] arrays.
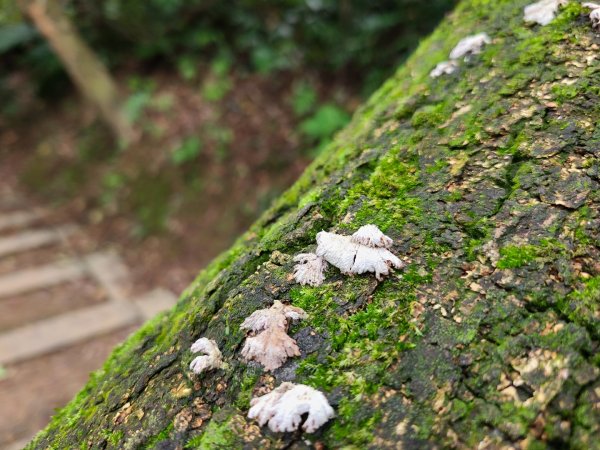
[[0, 260, 85, 299], [0, 301, 139, 365], [84, 252, 130, 303], [0, 210, 45, 233], [0, 226, 75, 258]]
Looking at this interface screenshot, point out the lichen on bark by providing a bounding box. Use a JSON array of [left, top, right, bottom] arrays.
[[27, 0, 600, 449]]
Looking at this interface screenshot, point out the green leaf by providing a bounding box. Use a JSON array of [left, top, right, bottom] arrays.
[[291, 81, 317, 117], [299, 103, 350, 141], [171, 136, 202, 165]]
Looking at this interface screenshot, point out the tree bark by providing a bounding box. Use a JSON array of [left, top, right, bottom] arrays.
[[18, 0, 133, 144], [27, 0, 600, 448]]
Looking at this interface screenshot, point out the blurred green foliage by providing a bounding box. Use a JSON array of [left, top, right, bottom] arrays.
[[291, 81, 317, 117], [1, 0, 456, 102], [171, 136, 203, 165], [299, 103, 351, 154]]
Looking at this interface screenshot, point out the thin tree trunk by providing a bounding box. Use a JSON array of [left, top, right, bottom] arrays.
[[27, 0, 600, 448], [18, 0, 133, 144]]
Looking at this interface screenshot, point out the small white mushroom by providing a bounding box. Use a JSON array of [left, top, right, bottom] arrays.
[[316, 226, 404, 281], [293, 253, 328, 286], [583, 2, 600, 29], [240, 300, 307, 371], [448, 33, 492, 60], [189, 338, 224, 374], [351, 224, 393, 248], [524, 0, 567, 26], [430, 60, 459, 78], [248, 382, 335, 433]]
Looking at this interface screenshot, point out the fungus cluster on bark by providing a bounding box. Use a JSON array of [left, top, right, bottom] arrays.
[[240, 300, 307, 371], [248, 382, 335, 433], [430, 32, 491, 78], [190, 226, 399, 434], [293, 224, 404, 285]]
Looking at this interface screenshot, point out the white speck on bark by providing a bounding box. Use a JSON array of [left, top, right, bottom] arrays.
[[431, 33, 491, 78], [583, 3, 600, 29], [240, 300, 307, 371], [524, 0, 567, 26], [448, 33, 492, 60], [293, 253, 328, 286], [189, 338, 224, 374], [430, 60, 459, 78], [248, 382, 335, 433]]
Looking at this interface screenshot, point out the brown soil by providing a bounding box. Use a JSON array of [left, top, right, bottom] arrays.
[[0, 327, 135, 447]]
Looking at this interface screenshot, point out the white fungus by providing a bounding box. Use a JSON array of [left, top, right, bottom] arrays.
[[293, 253, 328, 286], [430, 60, 459, 78], [248, 382, 335, 433], [583, 2, 600, 29], [240, 300, 307, 371], [430, 33, 491, 78], [448, 33, 492, 60], [315, 225, 404, 281], [189, 338, 224, 374], [524, 0, 567, 26]]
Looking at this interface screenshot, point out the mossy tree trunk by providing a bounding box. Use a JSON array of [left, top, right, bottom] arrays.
[[18, 0, 133, 144], [28, 0, 600, 448]]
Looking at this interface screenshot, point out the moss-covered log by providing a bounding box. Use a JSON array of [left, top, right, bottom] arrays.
[[28, 0, 600, 448]]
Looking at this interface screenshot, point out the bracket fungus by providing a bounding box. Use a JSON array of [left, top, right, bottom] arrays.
[[189, 338, 224, 374], [524, 0, 567, 25], [430, 33, 491, 78], [248, 382, 335, 433], [315, 225, 404, 281], [240, 300, 307, 371], [293, 253, 328, 286], [583, 2, 600, 29]]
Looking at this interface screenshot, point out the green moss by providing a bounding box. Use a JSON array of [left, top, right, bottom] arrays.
[[496, 239, 567, 269], [412, 103, 449, 128], [496, 244, 539, 269], [144, 423, 174, 449], [185, 415, 239, 449], [559, 276, 600, 337], [101, 429, 124, 447]]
